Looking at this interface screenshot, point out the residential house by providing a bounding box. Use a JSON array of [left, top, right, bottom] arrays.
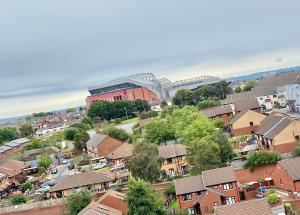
[[159, 143, 188, 177], [271, 157, 300, 197], [256, 114, 300, 154], [233, 98, 261, 113], [86, 133, 123, 158], [0, 138, 30, 159], [277, 81, 300, 112], [200, 104, 234, 124], [79, 190, 128, 215], [50, 172, 115, 198], [174, 167, 240, 214], [227, 110, 267, 137], [0, 145, 12, 159], [214, 198, 272, 215], [0, 173, 10, 199], [107, 142, 134, 166]]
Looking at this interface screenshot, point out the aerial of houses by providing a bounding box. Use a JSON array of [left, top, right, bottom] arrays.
[[0, 138, 30, 159]]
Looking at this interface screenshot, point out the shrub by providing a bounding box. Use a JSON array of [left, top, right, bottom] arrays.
[[67, 188, 92, 215], [21, 182, 33, 193], [267, 193, 279, 204], [266, 188, 276, 196], [139, 111, 159, 119], [165, 182, 176, 198], [103, 126, 129, 142], [284, 202, 293, 212], [64, 127, 80, 141], [244, 151, 281, 171], [10, 195, 28, 205]]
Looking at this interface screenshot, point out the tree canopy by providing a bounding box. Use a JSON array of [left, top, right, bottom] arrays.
[[242, 80, 256, 92], [38, 154, 52, 171], [172, 89, 195, 106], [74, 131, 90, 151], [67, 188, 92, 215], [125, 141, 164, 183], [64, 127, 80, 141], [0, 126, 19, 144], [244, 151, 281, 171], [103, 126, 129, 142], [125, 179, 167, 215], [19, 123, 34, 137], [197, 99, 221, 110], [145, 118, 175, 144]]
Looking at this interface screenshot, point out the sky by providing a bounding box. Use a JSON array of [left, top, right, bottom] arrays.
[[1, 0, 300, 118]]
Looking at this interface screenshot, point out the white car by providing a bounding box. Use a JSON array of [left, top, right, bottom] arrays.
[[35, 185, 51, 194], [111, 163, 125, 172], [93, 163, 106, 170], [61, 159, 68, 164]]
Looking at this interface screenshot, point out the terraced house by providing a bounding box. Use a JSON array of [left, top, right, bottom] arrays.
[[174, 167, 240, 214]]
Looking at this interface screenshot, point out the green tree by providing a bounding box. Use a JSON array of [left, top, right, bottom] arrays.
[[64, 127, 80, 141], [67, 188, 92, 215], [243, 80, 256, 92], [160, 100, 168, 109], [125, 141, 164, 183], [81, 117, 93, 128], [197, 99, 220, 110], [207, 131, 235, 163], [25, 138, 50, 150], [187, 138, 221, 175], [21, 182, 33, 193], [267, 193, 279, 204], [0, 126, 19, 143], [234, 86, 242, 93], [10, 195, 28, 205], [172, 89, 194, 106], [292, 143, 300, 157], [165, 182, 176, 198], [70, 122, 91, 131], [161, 105, 178, 118], [19, 123, 34, 137], [145, 118, 175, 144], [244, 151, 281, 171], [125, 179, 167, 215], [103, 126, 129, 142], [38, 154, 52, 171], [194, 85, 215, 101], [74, 131, 90, 151], [66, 107, 76, 113], [214, 118, 225, 129], [214, 80, 233, 100]]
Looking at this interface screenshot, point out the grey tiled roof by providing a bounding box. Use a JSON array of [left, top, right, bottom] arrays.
[[279, 157, 300, 181], [86, 133, 106, 148]]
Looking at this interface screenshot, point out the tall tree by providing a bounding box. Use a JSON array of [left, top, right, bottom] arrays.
[[103, 126, 129, 142], [38, 154, 52, 171], [19, 123, 34, 137], [64, 127, 80, 141], [243, 80, 256, 92], [0, 126, 19, 143], [67, 188, 92, 215], [145, 118, 175, 144], [214, 80, 233, 100], [74, 131, 90, 151], [125, 141, 164, 183], [194, 85, 215, 101], [125, 179, 167, 215], [172, 89, 194, 106], [187, 138, 221, 175]]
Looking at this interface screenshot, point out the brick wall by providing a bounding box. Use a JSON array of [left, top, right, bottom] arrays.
[[235, 165, 276, 184], [272, 142, 296, 154], [232, 125, 258, 137], [271, 164, 297, 192]]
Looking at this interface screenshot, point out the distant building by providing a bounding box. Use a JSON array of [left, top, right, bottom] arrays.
[[277, 82, 300, 112]]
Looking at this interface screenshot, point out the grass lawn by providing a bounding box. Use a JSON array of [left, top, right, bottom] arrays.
[[121, 117, 138, 124], [93, 166, 110, 173], [171, 200, 179, 209]]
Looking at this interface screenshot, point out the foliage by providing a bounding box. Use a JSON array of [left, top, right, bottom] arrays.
[[197, 99, 220, 110], [194, 85, 215, 101], [81, 117, 93, 128], [284, 202, 293, 212], [66, 107, 76, 113], [38, 154, 52, 171], [125, 141, 164, 183], [87, 100, 150, 121], [187, 137, 221, 175], [125, 179, 167, 215], [10, 195, 28, 205], [172, 89, 195, 106], [234, 86, 242, 93], [243, 80, 256, 92], [73, 131, 90, 150], [64, 127, 80, 141], [145, 118, 175, 144], [214, 81, 233, 100], [176, 209, 189, 215], [21, 182, 33, 193], [0, 126, 19, 144], [67, 188, 92, 215], [103, 126, 129, 142], [72, 154, 91, 166], [139, 111, 159, 119], [70, 122, 91, 131], [244, 151, 281, 171], [292, 144, 300, 158], [25, 138, 50, 150], [207, 131, 235, 163], [214, 118, 225, 129], [19, 123, 34, 137], [266, 188, 276, 196], [165, 182, 176, 198], [160, 100, 168, 109], [161, 105, 178, 118], [267, 193, 279, 204]]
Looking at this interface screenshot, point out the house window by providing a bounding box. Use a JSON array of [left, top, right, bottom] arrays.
[[167, 158, 173, 164], [223, 183, 233, 190], [226, 197, 235, 205], [214, 185, 218, 189], [250, 121, 254, 126], [295, 135, 300, 141], [187, 208, 195, 215], [182, 193, 192, 201], [227, 113, 231, 116], [177, 156, 183, 161]]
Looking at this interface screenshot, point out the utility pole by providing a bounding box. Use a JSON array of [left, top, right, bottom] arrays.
[[124, 106, 128, 120]]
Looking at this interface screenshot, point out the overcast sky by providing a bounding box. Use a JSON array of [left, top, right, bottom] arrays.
[[1, 0, 300, 118]]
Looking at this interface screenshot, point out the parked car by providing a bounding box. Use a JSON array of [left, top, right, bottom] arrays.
[[93, 163, 106, 170], [61, 159, 68, 164], [41, 179, 55, 187], [35, 185, 50, 194], [68, 163, 75, 170], [111, 163, 125, 172], [51, 167, 58, 174]]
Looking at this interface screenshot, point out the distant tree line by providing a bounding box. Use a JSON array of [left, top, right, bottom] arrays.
[[234, 80, 256, 93], [172, 80, 232, 108], [87, 100, 150, 121], [0, 123, 34, 144]]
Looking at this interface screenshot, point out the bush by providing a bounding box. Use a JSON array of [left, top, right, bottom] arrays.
[[284, 202, 293, 212], [165, 182, 176, 198], [197, 99, 220, 110], [67, 188, 92, 215], [266, 188, 276, 196], [139, 111, 159, 119], [21, 182, 32, 193], [10, 195, 28, 205], [267, 193, 279, 204], [64, 128, 80, 141], [244, 151, 281, 171], [103, 126, 129, 142]]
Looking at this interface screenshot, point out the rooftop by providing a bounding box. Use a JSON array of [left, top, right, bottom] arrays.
[[234, 98, 260, 112], [278, 157, 300, 181], [200, 104, 233, 118], [158, 143, 187, 159], [202, 166, 237, 187], [174, 175, 205, 195], [86, 133, 107, 148], [107, 142, 134, 160]]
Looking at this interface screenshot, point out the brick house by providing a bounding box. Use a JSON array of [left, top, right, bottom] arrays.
[[86, 133, 123, 158], [174, 167, 240, 214], [200, 104, 234, 124], [233, 98, 261, 114], [271, 157, 300, 197], [256, 114, 300, 154], [0, 138, 30, 159], [50, 172, 115, 198], [227, 110, 267, 137]]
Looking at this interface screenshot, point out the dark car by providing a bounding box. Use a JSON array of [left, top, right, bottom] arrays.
[[51, 167, 58, 174], [68, 163, 75, 170]]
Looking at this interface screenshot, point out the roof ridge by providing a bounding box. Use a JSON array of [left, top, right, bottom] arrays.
[[264, 116, 289, 137]]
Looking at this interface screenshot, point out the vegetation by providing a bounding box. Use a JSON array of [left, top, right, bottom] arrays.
[[25, 138, 50, 150], [103, 126, 129, 142], [10, 195, 28, 205], [165, 182, 176, 198], [67, 188, 92, 215], [234, 86, 242, 93], [139, 111, 159, 119], [70, 122, 91, 131], [243, 80, 256, 92], [244, 151, 281, 171], [73, 131, 90, 151], [38, 154, 52, 171], [145, 118, 175, 144], [19, 123, 34, 137], [172, 89, 195, 106], [0, 126, 19, 144], [64, 127, 80, 141], [87, 100, 150, 121], [197, 99, 221, 110], [125, 179, 167, 215], [21, 182, 33, 193], [125, 141, 164, 183], [292, 143, 300, 157], [267, 193, 279, 204]]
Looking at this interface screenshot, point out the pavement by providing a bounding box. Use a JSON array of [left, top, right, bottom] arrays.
[[48, 161, 75, 182]]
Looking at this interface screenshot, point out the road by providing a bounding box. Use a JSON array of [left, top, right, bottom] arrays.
[[48, 162, 75, 182]]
